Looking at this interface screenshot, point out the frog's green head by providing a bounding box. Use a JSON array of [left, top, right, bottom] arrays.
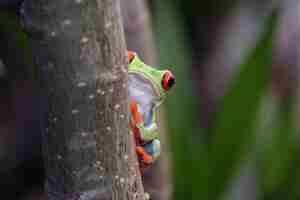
[[128, 51, 175, 100]]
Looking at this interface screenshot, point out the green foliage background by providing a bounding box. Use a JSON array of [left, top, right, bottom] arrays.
[[152, 1, 300, 200]]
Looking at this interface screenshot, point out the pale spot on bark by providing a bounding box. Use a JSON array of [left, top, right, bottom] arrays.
[[106, 126, 111, 132], [78, 188, 109, 200], [48, 62, 55, 69], [105, 21, 112, 28], [99, 166, 104, 171], [50, 31, 57, 37], [72, 109, 80, 114], [89, 94, 95, 99], [81, 37, 89, 43], [20, 7, 24, 15], [62, 19, 72, 26], [75, 0, 83, 4], [97, 72, 119, 83], [77, 82, 87, 87], [81, 132, 88, 137], [114, 104, 120, 110], [120, 177, 125, 184]]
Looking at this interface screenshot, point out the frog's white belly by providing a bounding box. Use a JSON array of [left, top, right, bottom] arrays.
[[128, 73, 158, 128]]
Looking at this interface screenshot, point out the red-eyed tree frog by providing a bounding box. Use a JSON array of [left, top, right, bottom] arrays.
[[127, 51, 175, 171]]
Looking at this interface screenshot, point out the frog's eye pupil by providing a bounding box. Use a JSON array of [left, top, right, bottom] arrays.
[[162, 71, 175, 90], [168, 77, 175, 88]]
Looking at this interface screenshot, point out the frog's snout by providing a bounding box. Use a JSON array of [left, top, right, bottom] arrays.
[[162, 71, 175, 91]]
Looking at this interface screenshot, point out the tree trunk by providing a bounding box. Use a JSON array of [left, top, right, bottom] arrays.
[[21, 0, 144, 199]]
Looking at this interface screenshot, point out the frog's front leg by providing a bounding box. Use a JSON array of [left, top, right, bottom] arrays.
[[130, 101, 159, 141], [130, 101, 160, 168]]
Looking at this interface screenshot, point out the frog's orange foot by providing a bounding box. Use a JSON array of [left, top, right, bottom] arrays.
[[136, 146, 153, 165]]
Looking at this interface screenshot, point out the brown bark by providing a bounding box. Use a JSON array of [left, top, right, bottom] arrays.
[[21, 0, 144, 199]]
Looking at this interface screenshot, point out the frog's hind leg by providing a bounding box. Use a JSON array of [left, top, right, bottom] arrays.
[[136, 146, 153, 165], [136, 139, 161, 171]]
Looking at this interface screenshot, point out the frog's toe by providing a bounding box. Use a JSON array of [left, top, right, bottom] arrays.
[[151, 139, 161, 161], [144, 192, 150, 200], [143, 139, 161, 161]]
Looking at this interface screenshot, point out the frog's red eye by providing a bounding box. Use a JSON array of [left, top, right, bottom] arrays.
[[162, 71, 175, 91], [127, 51, 135, 63]]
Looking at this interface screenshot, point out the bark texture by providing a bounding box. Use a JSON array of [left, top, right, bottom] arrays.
[[21, 0, 144, 199]]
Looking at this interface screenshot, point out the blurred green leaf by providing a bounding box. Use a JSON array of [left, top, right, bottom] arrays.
[[153, 2, 278, 200], [207, 12, 277, 199], [152, 1, 209, 200], [258, 96, 299, 200]]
